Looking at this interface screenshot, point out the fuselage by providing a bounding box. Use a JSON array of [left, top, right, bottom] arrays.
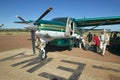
[[35, 17, 80, 42]]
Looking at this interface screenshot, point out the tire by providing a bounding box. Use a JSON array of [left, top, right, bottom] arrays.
[[39, 50, 47, 61]]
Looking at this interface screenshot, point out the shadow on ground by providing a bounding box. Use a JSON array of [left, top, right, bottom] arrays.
[[45, 44, 70, 53], [108, 46, 120, 56]]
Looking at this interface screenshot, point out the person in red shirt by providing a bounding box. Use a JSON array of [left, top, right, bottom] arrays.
[[93, 34, 100, 52]]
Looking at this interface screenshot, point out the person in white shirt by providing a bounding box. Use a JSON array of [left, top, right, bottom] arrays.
[[76, 35, 85, 49], [79, 36, 85, 49], [99, 29, 109, 56]]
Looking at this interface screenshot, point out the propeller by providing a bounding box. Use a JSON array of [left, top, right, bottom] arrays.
[[34, 7, 53, 24], [16, 16, 26, 22], [31, 30, 36, 54], [14, 16, 29, 24], [15, 7, 53, 54]]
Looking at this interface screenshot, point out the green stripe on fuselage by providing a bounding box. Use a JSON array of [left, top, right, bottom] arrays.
[[37, 20, 66, 32], [38, 24, 66, 32], [37, 20, 79, 34]]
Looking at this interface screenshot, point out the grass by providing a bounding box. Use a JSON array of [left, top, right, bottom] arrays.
[[0, 31, 29, 35]]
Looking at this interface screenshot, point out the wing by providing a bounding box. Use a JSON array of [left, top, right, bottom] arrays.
[[75, 16, 120, 27]]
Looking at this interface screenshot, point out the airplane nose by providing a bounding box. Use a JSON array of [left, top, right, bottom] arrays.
[[24, 24, 37, 31]]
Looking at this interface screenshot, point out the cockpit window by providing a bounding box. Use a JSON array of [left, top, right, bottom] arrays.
[[52, 18, 67, 23]]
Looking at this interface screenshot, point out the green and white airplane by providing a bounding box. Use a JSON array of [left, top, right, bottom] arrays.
[[15, 7, 120, 61]]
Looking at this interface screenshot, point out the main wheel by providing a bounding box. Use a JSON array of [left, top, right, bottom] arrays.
[[39, 49, 47, 61]]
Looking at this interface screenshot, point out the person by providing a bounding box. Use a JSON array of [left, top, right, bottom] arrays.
[[86, 31, 93, 46], [85, 31, 93, 50], [113, 32, 118, 39], [76, 35, 85, 49], [79, 36, 85, 49], [99, 29, 109, 56], [93, 34, 100, 52]]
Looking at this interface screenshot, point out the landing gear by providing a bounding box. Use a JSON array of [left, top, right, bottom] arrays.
[[35, 37, 47, 61], [39, 48, 47, 61]]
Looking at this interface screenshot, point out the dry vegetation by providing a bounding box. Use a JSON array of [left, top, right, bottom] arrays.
[[0, 29, 29, 35]]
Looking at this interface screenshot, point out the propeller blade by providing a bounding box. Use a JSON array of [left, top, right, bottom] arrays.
[[31, 30, 36, 54], [16, 15, 26, 23], [35, 7, 53, 24], [14, 21, 29, 24]]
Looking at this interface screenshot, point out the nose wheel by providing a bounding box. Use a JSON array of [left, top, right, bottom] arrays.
[[39, 49, 47, 61]]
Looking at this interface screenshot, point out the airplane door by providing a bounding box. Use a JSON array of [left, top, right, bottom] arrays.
[[65, 18, 74, 37], [70, 21, 75, 36]]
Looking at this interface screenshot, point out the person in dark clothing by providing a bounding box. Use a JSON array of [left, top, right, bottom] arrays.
[[86, 31, 93, 45], [113, 32, 118, 39], [85, 31, 93, 50]]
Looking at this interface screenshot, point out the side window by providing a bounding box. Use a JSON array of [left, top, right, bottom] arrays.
[[65, 18, 74, 37], [70, 22, 74, 35]]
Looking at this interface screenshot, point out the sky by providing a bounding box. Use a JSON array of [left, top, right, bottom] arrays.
[[0, 0, 120, 31]]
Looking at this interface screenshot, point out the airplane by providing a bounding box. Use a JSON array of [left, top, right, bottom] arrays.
[[14, 7, 120, 61]]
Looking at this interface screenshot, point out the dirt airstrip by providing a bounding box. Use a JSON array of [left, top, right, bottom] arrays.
[[0, 33, 120, 80], [0, 33, 120, 64]]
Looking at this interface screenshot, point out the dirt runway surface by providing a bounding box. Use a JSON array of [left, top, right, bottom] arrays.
[[0, 34, 120, 80], [0, 48, 120, 80], [0, 34, 31, 51], [0, 34, 120, 64]]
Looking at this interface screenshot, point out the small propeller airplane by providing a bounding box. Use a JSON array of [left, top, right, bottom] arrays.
[[14, 7, 120, 61]]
